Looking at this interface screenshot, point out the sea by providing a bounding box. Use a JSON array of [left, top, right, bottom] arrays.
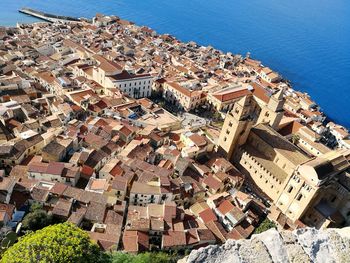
[[1, 0, 349, 128]]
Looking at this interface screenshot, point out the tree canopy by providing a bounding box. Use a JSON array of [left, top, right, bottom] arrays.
[[109, 251, 172, 263], [21, 208, 52, 231], [253, 218, 276, 234], [1, 223, 104, 263]]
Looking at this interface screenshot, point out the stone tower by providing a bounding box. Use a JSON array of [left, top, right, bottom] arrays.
[[257, 88, 285, 130], [218, 95, 255, 161]]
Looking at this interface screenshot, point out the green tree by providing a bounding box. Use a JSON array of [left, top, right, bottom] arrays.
[[254, 218, 276, 234], [21, 203, 52, 231], [110, 252, 171, 263], [1, 223, 103, 263], [0, 231, 17, 256], [29, 202, 43, 212]]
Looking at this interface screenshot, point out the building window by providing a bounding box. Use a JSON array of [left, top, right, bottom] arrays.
[[296, 194, 302, 201], [229, 121, 233, 127], [287, 186, 293, 193], [226, 130, 230, 135], [223, 137, 227, 142]]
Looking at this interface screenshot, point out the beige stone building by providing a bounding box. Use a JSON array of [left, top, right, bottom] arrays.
[[218, 91, 350, 229], [163, 81, 203, 111]]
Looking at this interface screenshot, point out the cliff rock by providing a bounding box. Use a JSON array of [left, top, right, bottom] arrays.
[[180, 227, 350, 263]]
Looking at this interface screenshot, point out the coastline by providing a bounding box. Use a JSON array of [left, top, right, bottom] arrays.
[[1, 10, 350, 257], [2, 9, 349, 133]]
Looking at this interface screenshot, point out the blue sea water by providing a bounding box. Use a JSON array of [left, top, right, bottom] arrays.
[[1, 0, 349, 128]]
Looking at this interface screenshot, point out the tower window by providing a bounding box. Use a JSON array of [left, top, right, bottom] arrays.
[[223, 137, 227, 142], [296, 194, 303, 201], [265, 112, 270, 117], [287, 186, 293, 193], [229, 121, 233, 127]]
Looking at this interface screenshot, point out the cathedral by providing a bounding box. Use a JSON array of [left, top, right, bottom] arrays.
[[218, 89, 350, 229]]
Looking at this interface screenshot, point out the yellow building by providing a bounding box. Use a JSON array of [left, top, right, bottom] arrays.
[[218, 90, 350, 229]]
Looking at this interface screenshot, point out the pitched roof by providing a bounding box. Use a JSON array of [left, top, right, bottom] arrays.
[[199, 208, 217, 224], [213, 89, 251, 102], [217, 200, 235, 215], [162, 230, 186, 248]]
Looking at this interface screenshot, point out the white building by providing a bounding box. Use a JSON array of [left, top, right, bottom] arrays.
[[92, 54, 153, 98], [129, 181, 161, 206], [110, 71, 153, 99]]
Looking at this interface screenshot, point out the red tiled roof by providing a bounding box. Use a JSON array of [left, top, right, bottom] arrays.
[[186, 229, 199, 245], [213, 89, 251, 102], [203, 175, 222, 191], [46, 162, 65, 175], [110, 164, 124, 177], [162, 231, 186, 248], [250, 82, 270, 103], [50, 182, 68, 196], [199, 208, 217, 224], [189, 134, 207, 147], [217, 200, 235, 215], [81, 165, 94, 177], [119, 126, 132, 137]]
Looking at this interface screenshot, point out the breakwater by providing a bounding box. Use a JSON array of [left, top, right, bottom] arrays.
[[19, 8, 81, 23]]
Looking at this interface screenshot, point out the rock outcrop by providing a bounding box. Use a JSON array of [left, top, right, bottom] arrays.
[[181, 227, 350, 263]]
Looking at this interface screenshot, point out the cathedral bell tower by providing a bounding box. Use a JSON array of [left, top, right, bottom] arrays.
[[218, 95, 255, 161], [257, 87, 285, 130]]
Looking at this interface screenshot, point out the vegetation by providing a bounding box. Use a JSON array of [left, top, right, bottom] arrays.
[[21, 203, 53, 231], [253, 218, 276, 234], [108, 251, 172, 263], [1, 223, 104, 263], [291, 134, 300, 145], [0, 229, 17, 256], [212, 111, 223, 121]]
